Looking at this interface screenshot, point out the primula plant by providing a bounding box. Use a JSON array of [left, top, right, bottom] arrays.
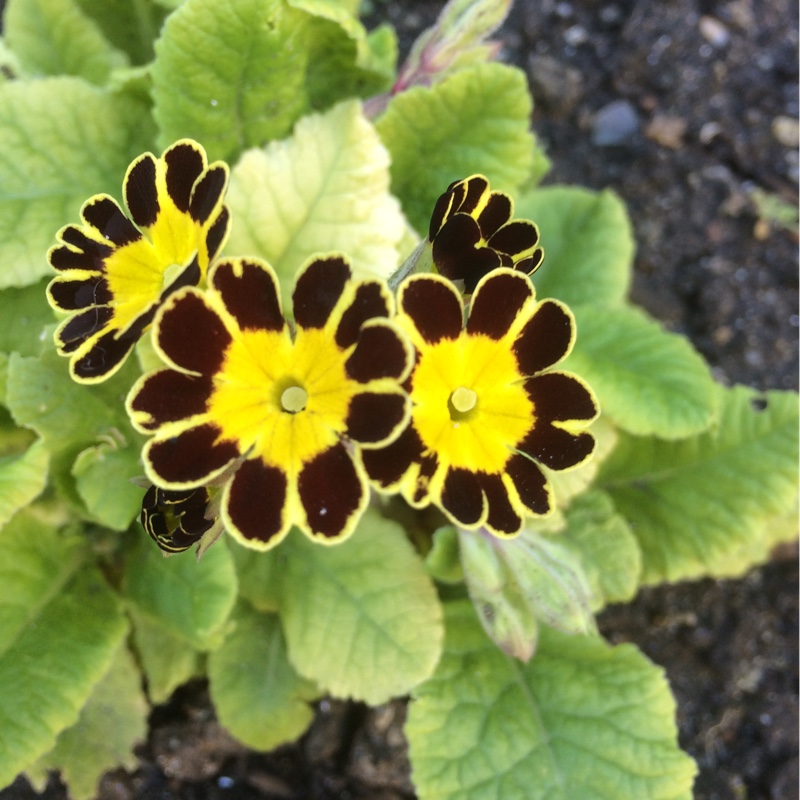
[[0, 0, 796, 797]]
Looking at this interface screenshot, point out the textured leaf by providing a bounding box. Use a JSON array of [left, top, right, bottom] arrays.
[[226, 100, 405, 306], [279, 510, 443, 704], [71, 441, 145, 531], [0, 280, 55, 357], [516, 186, 633, 307], [0, 511, 128, 786], [230, 540, 283, 613], [26, 643, 147, 800], [4, 0, 128, 84], [599, 385, 799, 583], [0, 437, 48, 531], [376, 63, 534, 233], [152, 0, 389, 163], [209, 603, 318, 750], [407, 600, 696, 800], [123, 533, 237, 651], [563, 304, 719, 438], [129, 608, 200, 704], [557, 490, 642, 610], [0, 77, 156, 289]]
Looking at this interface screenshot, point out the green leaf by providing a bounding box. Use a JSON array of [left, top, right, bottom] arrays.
[[123, 533, 237, 651], [557, 490, 642, 610], [230, 539, 283, 613], [279, 509, 443, 704], [151, 0, 389, 163], [515, 186, 633, 307], [129, 608, 200, 704], [376, 63, 534, 234], [425, 525, 464, 584], [0, 77, 156, 289], [71, 441, 145, 530], [0, 437, 49, 531], [407, 600, 696, 800], [226, 100, 405, 307], [599, 385, 800, 583], [3, 0, 128, 84], [563, 304, 719, 438], [0, 280, 56, 356], [26, 642, 147, 800], [209, 603, 318, 750], [0, 510, 128, 786]]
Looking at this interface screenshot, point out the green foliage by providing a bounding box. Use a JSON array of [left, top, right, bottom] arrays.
[[407, 600, 697, 800]]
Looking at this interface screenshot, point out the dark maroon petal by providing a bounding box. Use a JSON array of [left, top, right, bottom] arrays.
[[476, 192, 512, 238], [165, 142, 205, 213], [478, 472, 522, 535], [130, 370, 214, 431], [206, 206, 230, 260], [71, 327, 137, 381], [488, 220, 540, 257], [361, 425, 422, 489], [292, 256, 351, 329], [345, 391, 407, 445], [412, 453, 439, 505], [48, 277, 111, 311], [514, 300, 574, 375], [225, 458, 288, 547], [433, 215, 502, 294], [141, 485, 212, 553], [335, 282, 390, 349], [147, 423, 238, 485], [516, 423, 595, 471], [466, 270, 533, 340], [189, 164, 227, 224], [125, 154, 159, 228], [211, 258, 284, 332], [519, 248, 545, 275], [345, 320, 409, 383], [399, 276, 463, 344], [441, 467, 484, 527], [157, 290, 232, 375], [506, 454, 551, 515], [459, 176, 489, 215], [524, 372, 598, 423], [298, 443, 364, 540], [429, 185, 456, 239], [50, 230, 113, 273], [82, 196, 140, 247], [56, 306, 113, 348]]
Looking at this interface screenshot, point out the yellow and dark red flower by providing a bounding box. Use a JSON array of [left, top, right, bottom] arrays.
[[361, 268, 598, 537], [428, 175, 543, 293], [47, 139, 231, 383], [141, 484, 218, 554], [127, 255, 412, 551]]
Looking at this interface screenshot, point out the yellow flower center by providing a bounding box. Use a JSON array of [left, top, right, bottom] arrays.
[[409, 333, 534, 473]]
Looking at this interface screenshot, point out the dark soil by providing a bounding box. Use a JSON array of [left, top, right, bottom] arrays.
[[4, 1, 797, 799]]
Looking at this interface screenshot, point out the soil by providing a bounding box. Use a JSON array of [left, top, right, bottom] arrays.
[[2, 1, 798, 799]]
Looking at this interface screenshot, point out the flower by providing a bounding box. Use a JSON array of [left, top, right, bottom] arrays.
[[47, 139, 231, 383], [361, 268, 598, 537], [141, 484, 219, 554], [127, 255, 413, 550], [428, 175, 543, 293]]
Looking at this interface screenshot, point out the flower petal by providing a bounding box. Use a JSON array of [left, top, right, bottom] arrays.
[[505, 454, 551, 515], [54, 306, 113, 352], [476, 191, 512, 238], [48, 275, 112, 311], [128, 369, 214, 432], [124, 153, 160, 228], [210, 258, 284, 332], [297, 442, 366, 542], [206, 205, 230, 260], [82, 195, 141, 248], [345, 389, 409, 446], [141, 485, 213, 553], [155, 288, 232, 375], [399, 274, 464, 344], [361, 425, 424, 491], [189, 163, 228, 224], [487, 219, 540, 259], [49, 229, 112, 272], [292, 255, 351, 329], [334, 281, 392, 349], [524, 372, 599, 423], [224, 458, 290, 550], [345, 319, 411, 383], [478, 472, 523, 536], [164, 140, 206, 213], [70, 327, 140, 383], [513, 299, 575, 375], [432, 214, 500, 292], [440, 467, 486, 528], [145, 423, 239, 487], [467, 268, 534, 340], [516, 422, 595, 472]]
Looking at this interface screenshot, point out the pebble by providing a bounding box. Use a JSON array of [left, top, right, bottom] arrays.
[[564, 24, 588, 46], [527, 54, 583, 114], [591, 99, 639, 146], [645, 114, 688, 149], [772, 116, 800, 148], [699, 121, 723, 144], [699, 15, 730, 48]]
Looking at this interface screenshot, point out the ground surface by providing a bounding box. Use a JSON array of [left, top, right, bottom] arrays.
[[3, 1, 798, 799]]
